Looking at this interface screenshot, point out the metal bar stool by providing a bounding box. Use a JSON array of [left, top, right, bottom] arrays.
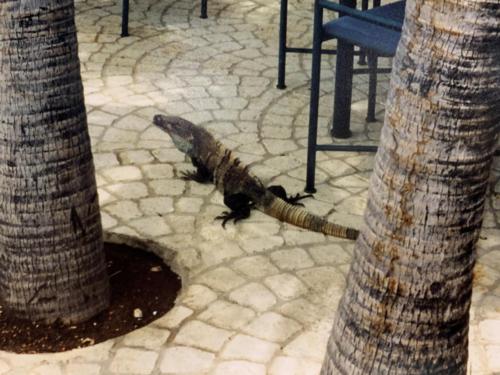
[[121, 0, 208, 37], [276, 0, 381, 90], [305, 0, 405, 192]]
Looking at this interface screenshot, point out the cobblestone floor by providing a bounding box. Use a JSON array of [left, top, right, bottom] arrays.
[[1, 0, 499, 374]]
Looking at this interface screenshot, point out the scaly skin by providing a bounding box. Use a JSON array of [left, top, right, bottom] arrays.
[[153, 115, 359, 240]]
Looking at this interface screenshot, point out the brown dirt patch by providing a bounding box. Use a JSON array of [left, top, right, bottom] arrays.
[[0, 242, 181, 353]]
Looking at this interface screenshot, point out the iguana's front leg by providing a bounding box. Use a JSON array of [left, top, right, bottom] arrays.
[[181, 157, 213, 183], [215, 193, 255, 228], [267, 185, 313, 206]]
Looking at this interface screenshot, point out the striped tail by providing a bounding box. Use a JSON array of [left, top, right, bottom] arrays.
[[261, 195, 359, 240]]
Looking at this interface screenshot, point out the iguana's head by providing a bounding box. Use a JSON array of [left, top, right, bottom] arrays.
[[153, 115, 198, 155]]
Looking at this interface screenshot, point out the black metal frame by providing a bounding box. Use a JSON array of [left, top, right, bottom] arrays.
[[319, 0, 399, 29], [201, 0, 208, 19], [122, 0, 130, 37], [277, 0, 381, 90], [305, 0, 403, 193], [121, 0, 208, 37], [277, 0, 338, 89]]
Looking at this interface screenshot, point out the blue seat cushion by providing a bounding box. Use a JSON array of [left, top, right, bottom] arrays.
[[323, 1, 405, 57]]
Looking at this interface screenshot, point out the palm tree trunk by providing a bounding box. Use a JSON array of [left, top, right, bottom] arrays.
[[0, 0, 110, 324], [321, 0, 499, 373]]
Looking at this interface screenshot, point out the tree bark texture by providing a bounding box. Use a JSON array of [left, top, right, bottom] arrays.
[[0, 0, 110, 323], [321, 0, 499, 373]]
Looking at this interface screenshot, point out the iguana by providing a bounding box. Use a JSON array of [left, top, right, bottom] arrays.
[[153, 115, 359, 240]]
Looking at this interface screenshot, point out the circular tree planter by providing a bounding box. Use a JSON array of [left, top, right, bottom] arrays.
[[0, 240, 181, 353]]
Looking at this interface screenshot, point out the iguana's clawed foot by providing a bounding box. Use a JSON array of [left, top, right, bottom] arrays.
[[267, 185, 313, 206], [216, 208, 251, 228], [181, 165, 212, 184], [181, 157, 213, 183], [286, 193, 314, 206], [180, 170, 211, 183], [216, 192, 255, 228]]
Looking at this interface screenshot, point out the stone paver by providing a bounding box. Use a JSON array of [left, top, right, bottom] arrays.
[[198, 300, 255, 329], [270, 247, 315, 270], [101, 165, 142, 181], [221, 334, 279, 363], [269, 356, 322, 375], [243, 312, 302, 343], [264, 273, 309, 300], [108, 348, 158, 374], [213, 361, 266, 375], [65, 364, 101, 375], [229, 282, 277, 312], [485, 345, 500, 372], [180, 285, 218, 310], [154, 305, 194, 329], [121, 326, 171, 349], [173, 320, 232, 351], [30, 364, 62, 375], [0, 361, 8, 375], [478, 319, 500, 343], [283, 330, 330, 361], [1, 0, 498, 374], [197, 267, 246, 292], [160, 346, 214, 374], [107, 181, 149, 199], [232, 256, 280, 278]]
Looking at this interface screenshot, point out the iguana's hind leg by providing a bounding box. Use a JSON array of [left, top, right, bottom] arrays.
[[215, 193, 255, 228], [267, 185, 313, 206], [180, 157, 213, 183]]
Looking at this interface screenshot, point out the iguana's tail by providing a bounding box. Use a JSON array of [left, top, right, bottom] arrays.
[[261, 195, 359, 240]]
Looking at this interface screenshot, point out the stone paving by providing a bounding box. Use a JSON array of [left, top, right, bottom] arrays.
[[1, 0, 499, 374]]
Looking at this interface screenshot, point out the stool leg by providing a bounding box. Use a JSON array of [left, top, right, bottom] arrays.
[[121, 0, 129, 37], [305, 3, 324, 193], [277, 0, 288, 89], [366, 52, 378, 122], [200, 0, 208, 18], [331, 40, 354, 139], [357, 0, 369, 65]]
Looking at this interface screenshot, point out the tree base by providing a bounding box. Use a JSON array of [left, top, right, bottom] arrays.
[[0, 242, 181, 353]]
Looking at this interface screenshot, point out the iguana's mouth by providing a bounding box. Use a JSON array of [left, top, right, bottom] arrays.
[[152, 115, 195, 154], [153, 115, 186, 134], [153, 114, 170, 131]]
